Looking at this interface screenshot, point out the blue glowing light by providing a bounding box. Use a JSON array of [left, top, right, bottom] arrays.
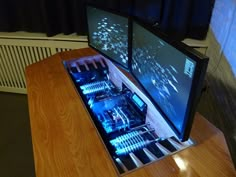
[[132, 94, 144, 108]]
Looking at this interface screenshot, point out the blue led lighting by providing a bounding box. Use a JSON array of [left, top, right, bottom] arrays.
[[110, 127, 158, 156], [132, 94, 144, 108]]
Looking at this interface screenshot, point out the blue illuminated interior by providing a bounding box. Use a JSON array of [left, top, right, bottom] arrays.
[[131, 21, 196, 134], [87, 6, 129, 68], [132, 94, 144, 108], [89, 87, 144, 134]]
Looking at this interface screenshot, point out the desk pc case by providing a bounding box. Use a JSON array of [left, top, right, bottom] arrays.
[[63, 4, 208, 175]]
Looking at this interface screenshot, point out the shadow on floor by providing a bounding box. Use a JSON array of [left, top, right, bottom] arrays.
[[0, 92, 35, 177]]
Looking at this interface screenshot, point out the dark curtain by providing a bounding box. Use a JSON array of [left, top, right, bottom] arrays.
[[133, 0, 215, 40], [0, 0, 89, 36], [0, 0, 214, 40]]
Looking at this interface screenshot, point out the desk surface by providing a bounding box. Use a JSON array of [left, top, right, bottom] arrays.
[[25, 48, 235, 177]]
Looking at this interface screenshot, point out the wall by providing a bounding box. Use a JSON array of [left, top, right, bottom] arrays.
[[209, 0, 236, 76]]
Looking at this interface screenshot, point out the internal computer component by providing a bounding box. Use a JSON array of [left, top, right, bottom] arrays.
[[110, 124, 188, 173], [91, 91, 146, 134], [110, 125, 159, 156], [64, 56, 194, 174]]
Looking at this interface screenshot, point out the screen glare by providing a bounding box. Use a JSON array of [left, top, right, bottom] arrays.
[[132, 22, 196, 133]]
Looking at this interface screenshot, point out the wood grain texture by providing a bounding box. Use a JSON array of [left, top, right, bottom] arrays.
[[25, 48, 235, 177]]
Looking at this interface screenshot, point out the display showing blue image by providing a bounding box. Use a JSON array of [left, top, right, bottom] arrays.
[[87, 6, 129, 68], [131, 22, 196, 133]]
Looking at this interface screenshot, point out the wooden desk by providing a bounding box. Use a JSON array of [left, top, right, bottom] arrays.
[[26, 48, 235, 177]]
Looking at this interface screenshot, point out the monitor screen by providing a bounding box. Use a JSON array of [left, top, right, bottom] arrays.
[[87, 5, 129, 69], [131, 21, 208, 140]]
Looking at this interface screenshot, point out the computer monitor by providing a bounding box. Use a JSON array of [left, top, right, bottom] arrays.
[[86, 5, 130, 70], [131, 20, 209, 141]]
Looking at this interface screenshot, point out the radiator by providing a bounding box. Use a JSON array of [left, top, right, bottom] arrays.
[[0, 33, 88, 94], [0, 33, 207, 94]]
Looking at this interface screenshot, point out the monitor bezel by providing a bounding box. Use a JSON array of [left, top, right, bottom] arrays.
[[130, 19, 209, 141], [86, 4, 132, 71]]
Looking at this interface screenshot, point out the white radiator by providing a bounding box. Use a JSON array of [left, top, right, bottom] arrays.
[[0, 33, 207, 94], [0, 33, 88, 94]]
